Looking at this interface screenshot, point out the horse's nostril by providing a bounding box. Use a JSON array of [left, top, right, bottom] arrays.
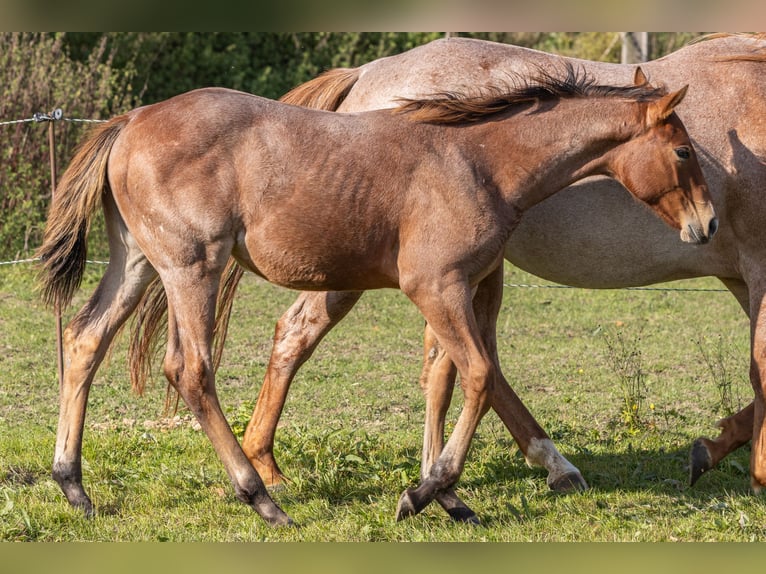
[[709, 217, 719, 238]]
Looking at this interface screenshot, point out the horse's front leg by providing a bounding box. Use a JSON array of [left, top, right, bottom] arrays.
[[475, 267, 586, 492], [242, 290, 363, 486], [417, 324, 479, 522], [490, 372, 588, 492], [396, 265, 499, 521], [749, 291, 766, 492], [420, 309, 586, 494], [689, 277, 753, 484]]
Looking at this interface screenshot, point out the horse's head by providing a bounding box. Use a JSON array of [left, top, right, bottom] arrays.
[[605, 69, 717, 245]]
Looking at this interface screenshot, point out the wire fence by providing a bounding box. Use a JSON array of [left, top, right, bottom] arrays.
[[0, 109, 106, 128], [1, 109, 108, 384], [0, 110, 109, 269]]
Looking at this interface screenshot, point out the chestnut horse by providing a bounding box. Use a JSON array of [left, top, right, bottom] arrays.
[[37, 65, 714, 526], [175, 35, 763, 499]]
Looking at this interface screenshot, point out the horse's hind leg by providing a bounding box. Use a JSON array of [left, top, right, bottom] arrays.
[[53, 231, 156, 515], [690, 402, 753, 485], [242, 290, 363, 486], [162, 269, 291, 527]]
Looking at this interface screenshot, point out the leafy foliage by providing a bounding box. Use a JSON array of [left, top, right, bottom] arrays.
[[0, 33, 135, 259]]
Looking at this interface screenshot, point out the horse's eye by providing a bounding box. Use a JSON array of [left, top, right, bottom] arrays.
[[675, 147, 691, 160]]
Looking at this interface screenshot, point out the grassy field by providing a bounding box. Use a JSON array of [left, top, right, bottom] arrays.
[[1, 260, 764, 542]]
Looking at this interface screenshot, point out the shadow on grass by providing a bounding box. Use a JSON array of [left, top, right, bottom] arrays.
[[263, 429, 756, 521]]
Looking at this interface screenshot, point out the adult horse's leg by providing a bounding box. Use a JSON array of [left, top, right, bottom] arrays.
[[242, 290, 363, 486], [161, 264, 292, 526], [396, 264, 500, 520], [53, 201, 156, 515], [690, 403, 754, 485], [748, 284, 766, 491], [690, 278, 754, 484]]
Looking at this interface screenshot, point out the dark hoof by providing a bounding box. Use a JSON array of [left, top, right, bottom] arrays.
[[689, 439, 713, 486], [446, 506, 481, 525], [396, 488, 418, 521], [57, 484, 94, 517], [260, 508, 295, 528], [247, 490, 294, 527], [548, 472, 589, 493], [66, 497, 94, 518], [79, 499, 95, 518]]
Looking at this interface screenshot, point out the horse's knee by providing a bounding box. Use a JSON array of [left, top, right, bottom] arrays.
[[461, 362, 495, 402], [163, 350, 215, 408]]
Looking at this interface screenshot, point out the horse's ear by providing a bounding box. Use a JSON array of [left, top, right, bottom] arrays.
[[633, 66, 649, 86], [647, 84, 689, 125]]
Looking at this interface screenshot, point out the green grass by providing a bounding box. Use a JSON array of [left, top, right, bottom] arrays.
[[1, 261, 764, 541]]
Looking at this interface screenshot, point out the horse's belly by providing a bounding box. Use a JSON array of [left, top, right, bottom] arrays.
[[234, 231, 400, 292], [505, 178, 701, 288]]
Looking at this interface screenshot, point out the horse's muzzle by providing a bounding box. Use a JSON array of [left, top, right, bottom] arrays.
[[683, 216, 718, 245]]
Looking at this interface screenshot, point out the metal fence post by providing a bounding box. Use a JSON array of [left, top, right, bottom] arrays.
[[46, 111, 64, 388]]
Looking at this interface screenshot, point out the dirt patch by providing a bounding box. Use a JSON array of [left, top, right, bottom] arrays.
[[90, 414, 202, 432], [1, 465, 40, 486]]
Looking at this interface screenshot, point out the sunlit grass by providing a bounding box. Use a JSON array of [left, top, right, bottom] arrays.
[[2, 262, 762, 541]]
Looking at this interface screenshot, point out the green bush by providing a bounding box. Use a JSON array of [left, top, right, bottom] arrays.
[[0, 32, 135, 260]]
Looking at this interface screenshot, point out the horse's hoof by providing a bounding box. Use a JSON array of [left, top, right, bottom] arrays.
[[395, 488, 418, 521], [62, 489, 94, 517], [260, 507, 295, 528], [548, 471, 588, 493], [446, 506, 481, 525], [71, 498, 94, 518], [689, 439, 713, 486], [267, 516, 296, 528]]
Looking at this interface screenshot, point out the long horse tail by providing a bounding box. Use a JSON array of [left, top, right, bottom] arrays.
[[128, 262, 243, 396], [36, 115, 128, 309], [127, 68, 363, 393], [279, 67, 361, 110]]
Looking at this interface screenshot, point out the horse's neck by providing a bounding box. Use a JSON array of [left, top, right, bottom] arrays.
[[471, 98, 638, 212]]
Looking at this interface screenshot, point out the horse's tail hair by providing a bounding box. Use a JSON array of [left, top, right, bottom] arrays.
[[36, 115, 129, 309], [128, 276, 167, 396], [279, 67, 361, 110], [128, 259, 244, 396]]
